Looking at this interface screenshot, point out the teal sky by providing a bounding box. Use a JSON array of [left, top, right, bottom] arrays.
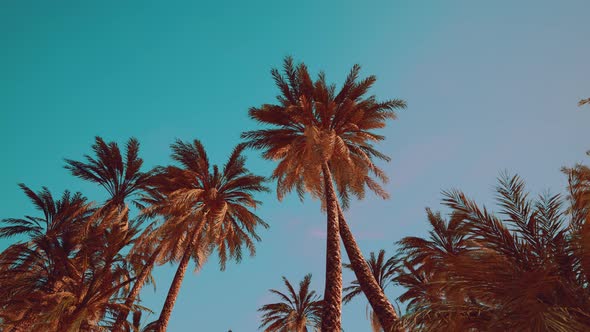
[[1, 1, 589, 331]]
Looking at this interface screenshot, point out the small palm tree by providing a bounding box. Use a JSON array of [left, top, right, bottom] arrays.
[[258, 274, 323, 332], [343, 250, 398, 332], [145, 140, 268, 331]]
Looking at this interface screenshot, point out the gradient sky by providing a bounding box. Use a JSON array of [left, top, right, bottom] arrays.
[[1, 1, 589, 331]]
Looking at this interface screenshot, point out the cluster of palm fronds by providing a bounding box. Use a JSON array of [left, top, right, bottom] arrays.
[[258, 274, 323, 332], [0, 137, 268, 331], [394, 166, 590, 331]]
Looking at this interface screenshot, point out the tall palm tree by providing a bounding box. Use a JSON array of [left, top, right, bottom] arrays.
[[144, 140, 268, 331], [65, 136, 156, 329], [243, 57, 405, 331], [258, 274, 323, 332], [343, 250, 398, 332]]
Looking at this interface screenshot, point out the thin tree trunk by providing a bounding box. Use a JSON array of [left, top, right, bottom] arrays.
[[338, 205, 401, 332], [112, 245, 162, 332], [320, 163, 342, 332], [156, 221, 204, 332], [155, 247, 191, 332]]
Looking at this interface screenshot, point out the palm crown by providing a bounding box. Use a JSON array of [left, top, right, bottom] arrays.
[[258, 274, 323, 332], [146, 140, 269, 269], [65, 136, 154, 209], [242, 57, 405, 207]]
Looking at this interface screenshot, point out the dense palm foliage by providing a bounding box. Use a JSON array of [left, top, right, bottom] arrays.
[[258, 274, 323, 332], [343, 250, 398, 332], [395, 171, 590, 331], [0, 186, 138, 331], [242, 57, 405, 331], [0, 137, 155, 331]]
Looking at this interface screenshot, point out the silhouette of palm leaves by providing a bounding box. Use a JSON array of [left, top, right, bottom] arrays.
[[258, 274, 323, 332]]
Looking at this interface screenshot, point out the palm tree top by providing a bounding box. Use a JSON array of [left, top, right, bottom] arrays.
[[144, 139, 269, 270], [258, 274, 323, 332], [64, 136, 153, 209], [0, 184, 91, 240], [242, 57, 406, 207]]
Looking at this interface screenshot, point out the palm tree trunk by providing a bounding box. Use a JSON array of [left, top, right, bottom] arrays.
[[338, 206, 401, 332], [155, 221, 204, 332], [370, 310, 382, 332], [320, 163, 342, 332], [112, 245, 162, 332]]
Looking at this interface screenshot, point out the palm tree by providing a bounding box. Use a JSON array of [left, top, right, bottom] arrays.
[[65, 136, 156, 329], [343, 250, 398, 332], [396, 172, 590, 331], [258, 274, 323, 332], [0, 184, 84, 331], [0, 137, 156, 331], [0, 186, 138, 331], [145, 140, 268, 331], [243, 57, 405, 331], [0, 185, 92, 330]]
